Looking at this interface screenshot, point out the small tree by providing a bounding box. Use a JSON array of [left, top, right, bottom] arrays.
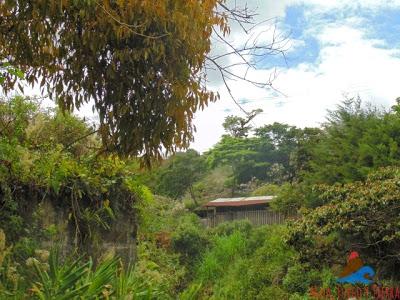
[[155, 150, 206, 203], [223, 109, 262, 138]]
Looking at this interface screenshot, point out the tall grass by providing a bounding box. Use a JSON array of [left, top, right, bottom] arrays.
[[186, 224, 307, 300], [196, 231, 247, 283]]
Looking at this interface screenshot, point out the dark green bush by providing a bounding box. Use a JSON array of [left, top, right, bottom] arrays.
[[287, 167, 400, 281], [11, 237, 38, 263], [283, 264, 318, 294], [171, 215, 209, 262]]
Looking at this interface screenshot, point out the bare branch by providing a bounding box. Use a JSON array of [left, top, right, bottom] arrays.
[[205, 2, 290, 116]]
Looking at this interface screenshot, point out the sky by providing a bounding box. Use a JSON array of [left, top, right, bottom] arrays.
[[191, 0, 400, 152]]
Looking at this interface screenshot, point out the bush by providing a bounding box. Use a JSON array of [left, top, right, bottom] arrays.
[[270, 183, 306, 213], [171, 215, 209, 263], [11, 237, 38, 264], [283, 264, 320, 294], [242, 226, 295, 289], [133, 240, 186, 297], [189, 166, 233, 202], [251, 183, 279, 196], [210, 219, 253, 238], [287, 167, 400, 280], [254, 286, 290, 300], [0, 230, 8, 268], [191, 225, 302, 299]]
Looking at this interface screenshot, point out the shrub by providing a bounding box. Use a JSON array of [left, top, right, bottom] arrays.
[[11, 237, 38, 264], [205, 226, 295, 300], [134, 240, 186, 296], [210, 219, 253, 238], [179, 282, 202, 300], [254, 286, 290, 300], [171, 215, 209, 263], [251, 183, 279, 196], [287, 167, 400, 280], [0, 229, 8, 268], [283, 264, 320, 294], [270, 183, 307, 213]]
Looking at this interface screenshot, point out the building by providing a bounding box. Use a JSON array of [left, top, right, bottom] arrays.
[[201, 196, 289, 227], [205, 196, 274, 212]]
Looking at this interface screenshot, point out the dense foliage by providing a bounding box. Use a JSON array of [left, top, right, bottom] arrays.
[[3, 68, 400, 298], [0, 0, 225, 161], [1, 242, 170, 299], [4, 0, 400, 298], [306, 98, 400, 184], [205, 121, 322, 195], [146, 98, 400, 209], [0, 96, 154, 297], [288, 166, 400, 280], [152, 150, 206, 203], [129, 97, 400, 299]]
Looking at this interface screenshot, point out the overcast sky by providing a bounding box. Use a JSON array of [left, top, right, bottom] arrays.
[[191, 0, 400, 152]]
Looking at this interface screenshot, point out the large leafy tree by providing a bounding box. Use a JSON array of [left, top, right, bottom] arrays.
[[306, 98, 400, 184], [153, 149, 206, 202], [206, 135, 272, 191], [210, 118, 320, 190], [254, 122, 300, 183], [255, 123, 323, 183], [0, 0, 225, 162]]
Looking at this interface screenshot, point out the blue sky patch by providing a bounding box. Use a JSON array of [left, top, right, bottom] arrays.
[[256, 3, 400, 70], [257, 4, 320, 69], [362, 8, 400, 49]]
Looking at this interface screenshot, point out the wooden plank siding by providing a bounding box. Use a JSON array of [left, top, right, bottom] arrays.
[[204, 209, 296, 227]]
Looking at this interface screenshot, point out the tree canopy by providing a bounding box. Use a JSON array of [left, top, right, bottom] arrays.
[[306, 98, 400, 184], [0, 0, 225, 162], [288, 166, 400, 280], [222, 109, 262, 138], [152, 149, 206, 201]]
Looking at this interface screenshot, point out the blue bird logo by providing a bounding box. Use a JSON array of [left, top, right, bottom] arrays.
[[337, 251, 374, 285]]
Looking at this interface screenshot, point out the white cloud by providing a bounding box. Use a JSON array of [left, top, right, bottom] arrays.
[[192, 1, 400, 153]]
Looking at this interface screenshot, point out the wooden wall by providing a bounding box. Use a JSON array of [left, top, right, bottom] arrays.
[[204, 209, 296, 227]]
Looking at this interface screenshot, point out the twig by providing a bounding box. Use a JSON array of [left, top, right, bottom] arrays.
[[95, 1, 170, 40]]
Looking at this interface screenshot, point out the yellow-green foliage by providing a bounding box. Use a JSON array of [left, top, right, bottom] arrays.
[[0, 229, 7, 268], [251, 183, 279, 196], [125, 176, 155, 230], [183, 224, 323, 300], [0, 96, 149, 252], [190, 165, 234, 203], [0, 0, 225, 160], [133, 240, 186, 296]]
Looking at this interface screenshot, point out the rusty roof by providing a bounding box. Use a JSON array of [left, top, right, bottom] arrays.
[[204, 196, 275, 207]]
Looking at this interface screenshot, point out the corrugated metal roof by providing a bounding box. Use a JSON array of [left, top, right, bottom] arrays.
[[204, 196, 275, 207]]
